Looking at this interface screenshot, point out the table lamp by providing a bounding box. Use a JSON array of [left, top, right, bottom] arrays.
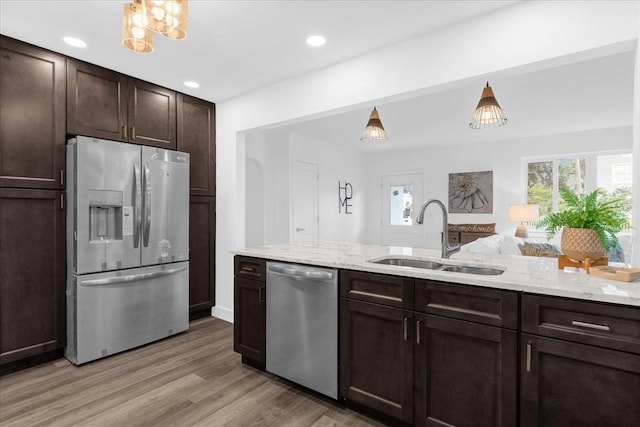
[[508, 204, 539, 238]]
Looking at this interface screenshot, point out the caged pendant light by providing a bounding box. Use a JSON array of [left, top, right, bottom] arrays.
[[122, 0, 188, 54], [469, 82, 507, 129], [360, 107, 389, 143]]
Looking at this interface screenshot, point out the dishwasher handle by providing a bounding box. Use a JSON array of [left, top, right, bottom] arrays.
[[268, 263, 335, 281]]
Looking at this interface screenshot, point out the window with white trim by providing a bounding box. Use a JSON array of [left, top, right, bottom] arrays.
[[612, 163, 632, 184], [525, 151, 632, 222]]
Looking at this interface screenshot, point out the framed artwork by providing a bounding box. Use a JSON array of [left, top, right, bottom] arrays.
[[448, 170, 493, 213]]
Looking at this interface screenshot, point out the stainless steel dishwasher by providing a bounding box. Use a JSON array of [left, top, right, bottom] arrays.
[[266, 262, 338, 399]]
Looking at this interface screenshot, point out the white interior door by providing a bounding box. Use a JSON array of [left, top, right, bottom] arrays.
[[380, 173, 424, 247], [292, 161, 319, 241]]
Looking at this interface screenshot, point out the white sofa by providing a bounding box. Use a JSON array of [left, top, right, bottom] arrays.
[[460, 232, 632, 264]]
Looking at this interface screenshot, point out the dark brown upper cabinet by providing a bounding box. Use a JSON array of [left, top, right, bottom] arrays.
[[177, 94, 216, 196], [66, 59, 177, 149], [0, 36, 66, 189]]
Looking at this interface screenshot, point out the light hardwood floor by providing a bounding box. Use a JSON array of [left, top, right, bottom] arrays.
[[0, 317, 384, 427]]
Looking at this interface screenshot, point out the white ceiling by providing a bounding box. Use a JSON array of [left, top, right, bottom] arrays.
[[0, 0, 518, 102], [1, 1, 634, 152], [277, 50, 635, 151]]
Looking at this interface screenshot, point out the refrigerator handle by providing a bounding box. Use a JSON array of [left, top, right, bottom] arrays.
[[80, 266, 188, 286], [133, 163, 142, 248], [142, 162, 151, 247]]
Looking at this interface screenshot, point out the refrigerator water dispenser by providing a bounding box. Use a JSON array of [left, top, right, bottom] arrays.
[[88, 190, 123, 241]]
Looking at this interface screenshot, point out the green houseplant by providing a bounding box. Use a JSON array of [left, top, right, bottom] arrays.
[[535, 188, 630, 261]]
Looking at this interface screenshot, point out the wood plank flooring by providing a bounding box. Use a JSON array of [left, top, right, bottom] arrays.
[[0, 317, 384, 427]]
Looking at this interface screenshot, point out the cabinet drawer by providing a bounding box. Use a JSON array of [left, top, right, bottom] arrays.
[[339, 270, 414, 309], [415, 280, 518, 329], [522, 294, 640, 355], [234, 256, 266, 282]]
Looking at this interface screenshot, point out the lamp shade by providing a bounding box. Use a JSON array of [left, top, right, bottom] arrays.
[[122, 1, 154, 54], [360, 107, 388, 143], [144, 0, 188, 40], [508, 204, 539, 222], [469, 82, 507, 129]]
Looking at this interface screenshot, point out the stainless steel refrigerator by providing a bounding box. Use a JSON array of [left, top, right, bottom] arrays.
[[65, 136, 190, 365]]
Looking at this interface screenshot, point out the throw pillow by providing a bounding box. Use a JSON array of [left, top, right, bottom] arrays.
[[518, 242, 562, 258]]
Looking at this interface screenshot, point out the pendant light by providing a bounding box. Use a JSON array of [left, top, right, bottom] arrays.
[[123, 0, 188, 54], [360, 107, 389, 143], [469, 82, 507, 129], [144, 0, 188, 40], [122, 0, 154, 54]]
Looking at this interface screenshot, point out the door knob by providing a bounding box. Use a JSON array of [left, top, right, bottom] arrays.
[[296, 227, 305, 232]]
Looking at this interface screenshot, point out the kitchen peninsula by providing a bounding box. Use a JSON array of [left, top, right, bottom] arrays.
[[233, 241, 640, 427], [234, 241, 640, 305]]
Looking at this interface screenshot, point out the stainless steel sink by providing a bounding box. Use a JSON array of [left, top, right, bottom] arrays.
[[439, 265, 504, 275], [372, 258, 443, 270], [370, 257, 504, 275]]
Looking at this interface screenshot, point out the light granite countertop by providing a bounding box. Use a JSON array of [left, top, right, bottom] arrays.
[[232, 241, 640, 307]]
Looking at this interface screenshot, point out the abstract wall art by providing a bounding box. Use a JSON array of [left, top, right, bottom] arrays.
[[448, 171, 493, 213]]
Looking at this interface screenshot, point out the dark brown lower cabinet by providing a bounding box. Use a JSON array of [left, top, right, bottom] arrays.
[[414, 314, 517, 427], [0, 189, 65, 365], [520, 334, 640, 427], [340, 272, 518, 426], [234, 277, 266, 364], [340, 299, 414, 423], [188, 196, 215, 318]]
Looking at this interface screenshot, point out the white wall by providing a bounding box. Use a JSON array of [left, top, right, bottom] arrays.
[[214, 1, 640, 322], [245, 132, 366, 246], [245, 133, 290, 245], [245, 157, 265, 247], [289, 133, 366, 243], [633, 36, 640, 268], [363, 127, 633, 249]]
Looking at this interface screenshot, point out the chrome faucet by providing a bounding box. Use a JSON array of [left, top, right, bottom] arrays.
[[415, 199, 461, 259]]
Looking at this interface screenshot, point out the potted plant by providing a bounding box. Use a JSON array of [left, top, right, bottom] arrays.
[[535, 188, 631, 262]]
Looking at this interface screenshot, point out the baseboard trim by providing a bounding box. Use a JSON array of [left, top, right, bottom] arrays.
[[211, 305, 233, 323]]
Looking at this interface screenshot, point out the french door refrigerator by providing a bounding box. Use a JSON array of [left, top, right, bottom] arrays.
[[66, 136, 190, 365]]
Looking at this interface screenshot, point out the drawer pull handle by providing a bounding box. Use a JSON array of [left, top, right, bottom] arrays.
[[526, 343, 532, 372], [258, 287, 264, 303], [403, 318, 408, 341], [416, 320, 422, 344], [239, 265, 261, 278], [571, 320, 610, 332]]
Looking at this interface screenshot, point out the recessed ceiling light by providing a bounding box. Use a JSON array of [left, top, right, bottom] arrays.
[[63, 37, 87, 48], [184, 81, 200, 88], [306, 35, 326, 47]]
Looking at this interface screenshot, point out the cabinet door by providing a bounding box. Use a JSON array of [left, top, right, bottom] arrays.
[[414, 314, 517, 427], [67, 59, 128, 142], [340, 299, 414, 423], [0, 189, 65, 364], [0, 36, 65, 189], [188, 196, 215, 316], [233, 277, 266, 363], [128, 79, 176, 149], [177, 94, 216, 196], [521, 334, 640, 427]]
